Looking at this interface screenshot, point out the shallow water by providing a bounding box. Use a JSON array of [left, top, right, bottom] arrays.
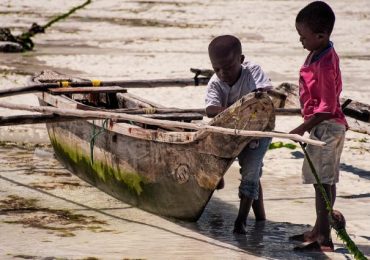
[[0, 144, 335, 260], [0, 0, 370, 259], [1, 140, 369, 259]]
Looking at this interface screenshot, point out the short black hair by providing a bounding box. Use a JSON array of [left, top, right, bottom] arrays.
[[296, 1, 335, 35], [208, 35, 242, 58]]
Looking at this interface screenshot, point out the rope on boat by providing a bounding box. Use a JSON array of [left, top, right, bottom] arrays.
[[90, 119, 109, 163], [299, 142, 367, 260]]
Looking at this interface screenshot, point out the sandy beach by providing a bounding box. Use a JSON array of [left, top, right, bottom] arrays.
[[0, 0, 369, 259]]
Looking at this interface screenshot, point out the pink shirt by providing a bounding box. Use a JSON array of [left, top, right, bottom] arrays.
[[299, 46, 347, 127]]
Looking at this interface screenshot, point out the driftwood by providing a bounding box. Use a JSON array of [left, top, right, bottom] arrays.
[[0, 102, 325, 146]]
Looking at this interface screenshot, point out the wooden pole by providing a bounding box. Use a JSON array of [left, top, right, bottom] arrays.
[[0, 102, 325, 146], [0, 78, 210, 98], [0, 108, 300, 126], [0, 114, 94, 126], [97, 107, 300, 116]]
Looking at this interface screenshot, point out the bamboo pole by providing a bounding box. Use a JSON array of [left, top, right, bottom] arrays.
[[0, 102, 325, 146]]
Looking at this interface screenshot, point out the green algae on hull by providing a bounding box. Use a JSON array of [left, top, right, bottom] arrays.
[[49, 136, 146, 195]]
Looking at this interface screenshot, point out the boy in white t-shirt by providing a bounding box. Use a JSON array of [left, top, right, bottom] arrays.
[[205, 35, 272, 234]]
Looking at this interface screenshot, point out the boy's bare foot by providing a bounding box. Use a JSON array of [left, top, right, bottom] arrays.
[[293, 240, 334, 252], [233, 220, 247, 234], [216, 177, 225, 190], [289, 231, 317, 243]]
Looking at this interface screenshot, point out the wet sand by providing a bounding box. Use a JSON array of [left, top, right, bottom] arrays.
[[0, 0, 369, 259]]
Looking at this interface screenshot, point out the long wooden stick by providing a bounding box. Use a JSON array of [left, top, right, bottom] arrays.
[[0, 78, 210, 98], [0, 108, 300, 126], [82, 107, 300, 116], [0, 76, 286, 100], [0, 102, 325, 146], [0, 114, 91, 126]]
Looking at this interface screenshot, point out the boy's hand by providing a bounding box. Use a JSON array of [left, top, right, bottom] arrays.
[[205, 106, 226, 118], [290, 113, 332, 136], [289, 125, 306, 136]]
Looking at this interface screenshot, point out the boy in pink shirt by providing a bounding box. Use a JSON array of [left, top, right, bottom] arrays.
[[289, 1, 347, 252]]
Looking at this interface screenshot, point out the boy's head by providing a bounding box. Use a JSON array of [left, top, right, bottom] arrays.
[[295, 1, 335, 51], [208, 35, 244, 86]]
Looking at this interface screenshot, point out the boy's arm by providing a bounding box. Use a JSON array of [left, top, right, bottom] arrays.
[[290, 112, 332, 136], [205, 105, 227, 118], [205, 78, 225, 118]]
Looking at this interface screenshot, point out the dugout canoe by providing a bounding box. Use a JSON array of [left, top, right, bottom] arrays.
[[31, 70, 275, 221]]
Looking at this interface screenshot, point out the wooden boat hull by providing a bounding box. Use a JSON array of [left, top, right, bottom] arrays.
[[47, 120, 233, 221], [34, 71, 275, 221]]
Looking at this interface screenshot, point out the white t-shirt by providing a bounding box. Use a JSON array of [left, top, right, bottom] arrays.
[[205, 60, 272, 108]]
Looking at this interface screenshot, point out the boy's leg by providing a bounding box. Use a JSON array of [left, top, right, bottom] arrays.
[[252, 180, 266, 221], [315, 184, 334, 246], [291, 121, 344, 245], [234, 138, 271, 234], [296, 184, 336, 242], [294, 184, 334, 252], [234, 195, 254, 234], [331, 184, 336, 206]]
